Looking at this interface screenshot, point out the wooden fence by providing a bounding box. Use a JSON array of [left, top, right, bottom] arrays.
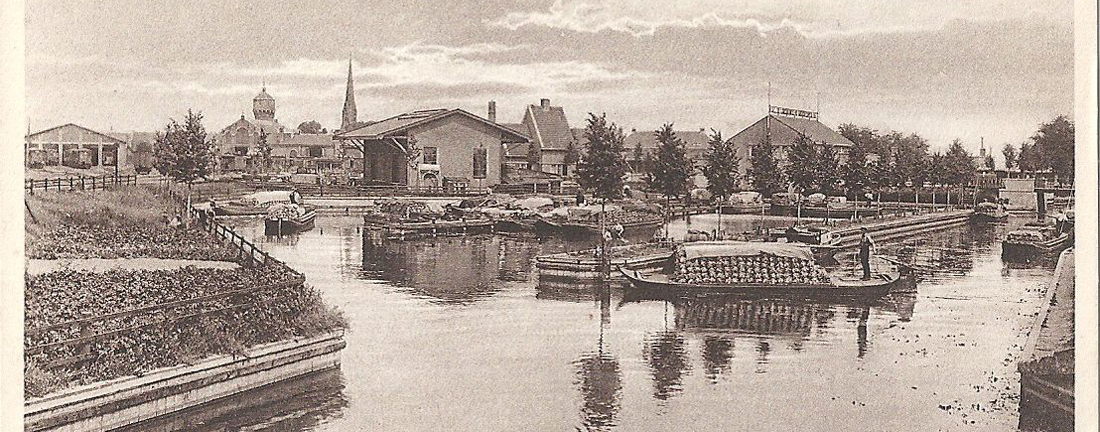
[[25, 175, 137, 194]]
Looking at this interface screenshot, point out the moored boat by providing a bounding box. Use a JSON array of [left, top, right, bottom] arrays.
[[621, 241, 898, 298], [969, 201, 1009, 223], [264, 203, 316, 235], [1002, 223, 1071, 260]]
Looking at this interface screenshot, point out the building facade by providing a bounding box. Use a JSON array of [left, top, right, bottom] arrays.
[[214, 87, 336, 173], [25, 123, 124, 169], [728, 106, 855, 189], [335, 108, 529, 190]]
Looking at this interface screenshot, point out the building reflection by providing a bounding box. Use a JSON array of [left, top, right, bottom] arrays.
[[701, 336, 734, 383], [361, 235, 504, 304]]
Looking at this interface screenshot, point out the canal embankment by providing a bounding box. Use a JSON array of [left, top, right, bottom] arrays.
[[1017, 248, 1074, 430], [24, 185, 347, 431]]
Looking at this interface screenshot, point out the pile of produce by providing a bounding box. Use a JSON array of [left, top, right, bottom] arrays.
[[24, 265, 346, 398], [671, 245, 830, 285], [1006, 229, 1051, 243], [266, 203, 304, 220], [371, 199, 438, 222]]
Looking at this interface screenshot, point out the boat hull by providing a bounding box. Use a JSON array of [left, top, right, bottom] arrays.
[[535, 217, 663, 237], [1002, 234, 1071, 261], [770, 204, 882, 219], [619, 268, 897, 299], [264, 210, 316, 235]]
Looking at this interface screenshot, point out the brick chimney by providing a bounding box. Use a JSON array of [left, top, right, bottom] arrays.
[[540, 98, 551, 110], [488, 100, 497, 123]]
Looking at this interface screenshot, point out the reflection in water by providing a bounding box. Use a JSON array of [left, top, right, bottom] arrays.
[[674, 297, 834, 336], [574, 286, 622, 431], [701, 336, 734, 383], [643, 329, 690, 401], [117, 369, 347, 432]]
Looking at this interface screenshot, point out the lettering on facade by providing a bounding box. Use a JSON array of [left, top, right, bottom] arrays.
[[769, 105, 819, 120]]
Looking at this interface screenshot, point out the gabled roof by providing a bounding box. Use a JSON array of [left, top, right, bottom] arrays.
[[769, 115, 853, 147], [26, 123, 126, 144], [624, 129, 710, 149], [335, 108, 529, 143], [523, 104, 575, 150]]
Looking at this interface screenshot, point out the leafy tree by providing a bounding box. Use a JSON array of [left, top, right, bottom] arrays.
[[1002, 143, 1018, 170], [983, 155, 995, 171], [944, 139, 976, 186], [816, 144, 842, 195], [748, 131, 783, 195], [701, 130, 739, 202], [256, 128, 272, 173], [1018, 142, 1039, 172], [786, 134, 820, 192], [838, 124, 880, 154], [577, 113, 627, 202], [297, 120, 324, 134], [1031, 115, 1074, 180], [843, 143, 872, 195], [928, 151, 947, 186], [154, 109, 215, 186], [644, 123, 692, 205]]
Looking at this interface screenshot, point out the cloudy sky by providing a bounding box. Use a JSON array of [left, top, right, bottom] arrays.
[[26, 0, 1073, 154]]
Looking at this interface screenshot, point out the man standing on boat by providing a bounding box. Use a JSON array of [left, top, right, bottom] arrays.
[[859, 227, 875, 280]]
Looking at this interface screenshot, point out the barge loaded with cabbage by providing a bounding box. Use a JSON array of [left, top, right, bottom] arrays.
[[621, 241, 899, 298]]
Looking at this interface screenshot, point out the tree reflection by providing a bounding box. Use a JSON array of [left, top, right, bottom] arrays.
[[701, 336, 734, 383], [643, 329, 690, 401], [573, 284, 622, 431]]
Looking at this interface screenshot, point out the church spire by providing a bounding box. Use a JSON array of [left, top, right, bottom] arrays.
[[341, 59, 358, 132]]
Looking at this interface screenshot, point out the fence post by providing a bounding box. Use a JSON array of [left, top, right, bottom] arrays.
[[70, 176, 75, 190]]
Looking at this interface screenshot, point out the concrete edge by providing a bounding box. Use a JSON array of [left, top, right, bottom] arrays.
[[1020, 247, 1074, 366], [24, 331, 345, 414]]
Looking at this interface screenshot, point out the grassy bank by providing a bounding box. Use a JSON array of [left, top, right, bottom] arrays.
[[26, 186, 239, 260], [25, 185, 347, 399]]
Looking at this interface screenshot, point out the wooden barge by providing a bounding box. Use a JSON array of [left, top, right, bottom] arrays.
[[363, 215, 495, 240]]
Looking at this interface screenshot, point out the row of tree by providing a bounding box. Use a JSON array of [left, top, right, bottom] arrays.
[[576, 114, 1074, 207]]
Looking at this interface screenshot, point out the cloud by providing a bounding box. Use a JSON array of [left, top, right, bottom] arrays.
[[487, 0, 1072, 38]]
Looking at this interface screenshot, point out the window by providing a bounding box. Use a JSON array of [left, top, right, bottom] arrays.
[[423, 146, 438, 165], [473, 147, 487, 179], [309, 146, 323, 157], [234, 146, 249, 156]]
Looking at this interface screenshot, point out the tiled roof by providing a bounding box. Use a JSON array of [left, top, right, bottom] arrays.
[[335, 108, 527, 143], [624, 129, 711, 149], [523, 105, 575, 150], [254, 88, 274, 101], [770, 115, 854, 147]]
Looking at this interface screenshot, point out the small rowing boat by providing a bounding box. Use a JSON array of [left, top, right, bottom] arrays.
[[620, 267, 898, 298]]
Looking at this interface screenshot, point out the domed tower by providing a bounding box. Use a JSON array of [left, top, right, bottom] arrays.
[[253, 87, 276, 121]]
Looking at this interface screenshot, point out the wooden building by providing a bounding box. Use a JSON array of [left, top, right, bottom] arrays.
[[25, 123, 124, 169], [334, 108, 528, 190]]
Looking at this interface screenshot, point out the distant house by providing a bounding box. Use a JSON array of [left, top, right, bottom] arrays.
[[334, 108, 528, 190], [728, 106, 854, 188], [496, 98, 579, 177], [26, 123, 125, 169], [275, 133, 340, 172], [214, 88, 293, 172]]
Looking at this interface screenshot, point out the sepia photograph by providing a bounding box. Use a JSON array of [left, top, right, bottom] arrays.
[[2, 0, 1097, 431]]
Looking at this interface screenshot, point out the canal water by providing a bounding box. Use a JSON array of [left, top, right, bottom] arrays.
[[169, 214, 1055, 431]]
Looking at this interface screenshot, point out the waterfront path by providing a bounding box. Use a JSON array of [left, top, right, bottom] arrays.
[[26, 258, 239, 276], [1030, 249, 1074, 358]]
